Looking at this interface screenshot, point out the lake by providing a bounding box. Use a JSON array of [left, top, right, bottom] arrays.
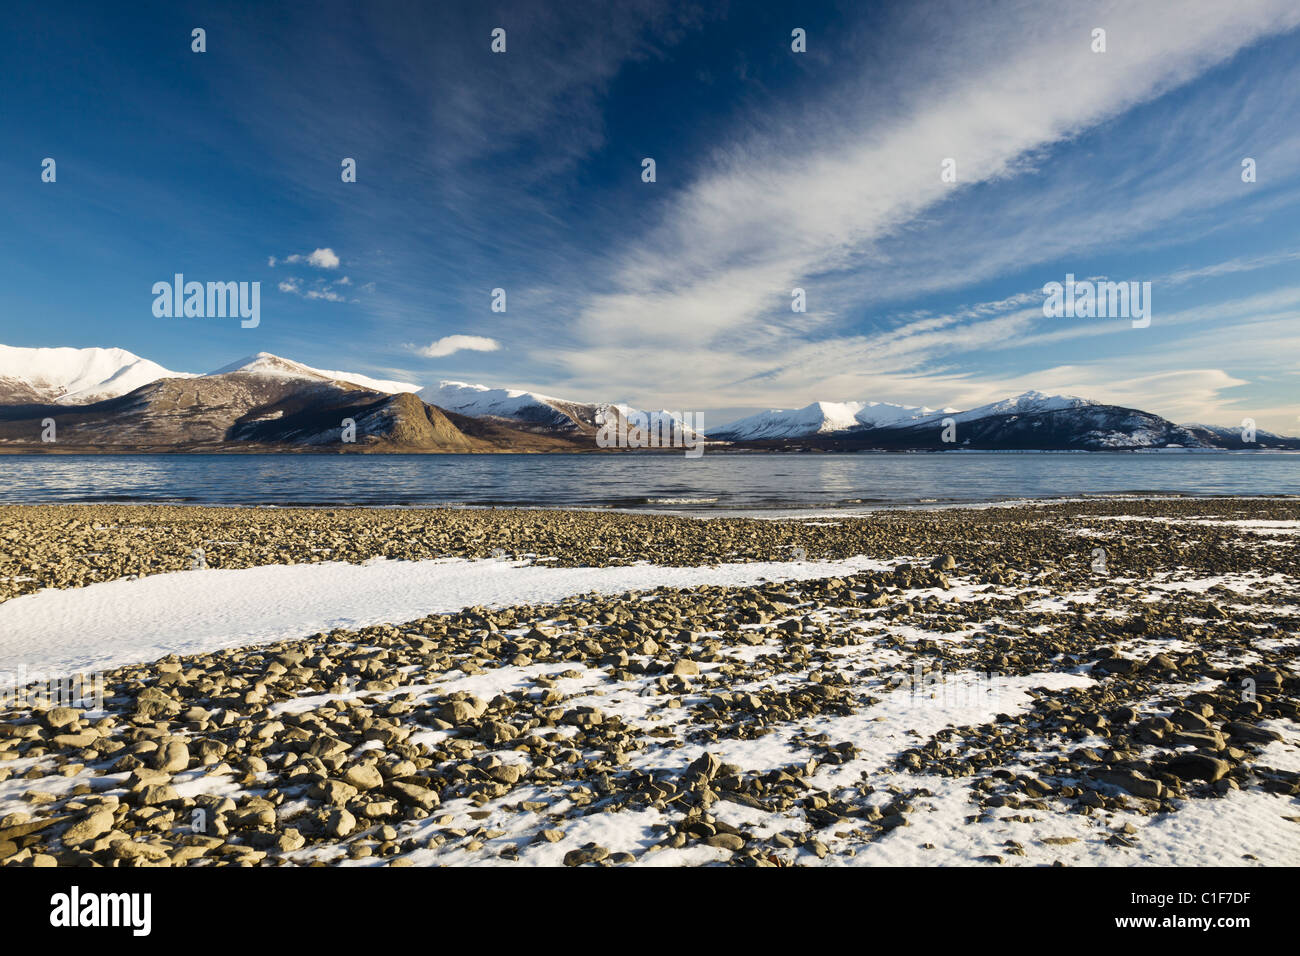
[[0, 452, 1295, 511]]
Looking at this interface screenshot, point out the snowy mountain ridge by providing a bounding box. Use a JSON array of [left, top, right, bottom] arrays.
[[211, 352, 422, 394], [714, 390, 1093, 440], [716, 399, 954, 441], [0, 344, 195, 404], [1, 344, 1295, 448]]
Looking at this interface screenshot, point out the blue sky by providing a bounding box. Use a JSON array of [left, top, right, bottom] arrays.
[[2, 0, 1299, 432]]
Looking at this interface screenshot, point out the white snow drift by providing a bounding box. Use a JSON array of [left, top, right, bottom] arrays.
[[0, 554, 894, 677]]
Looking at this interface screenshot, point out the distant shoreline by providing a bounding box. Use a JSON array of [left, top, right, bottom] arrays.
[[1, 445, 1298, 455]]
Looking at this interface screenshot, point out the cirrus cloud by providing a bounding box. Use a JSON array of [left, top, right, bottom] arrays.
[[277, 276, 352, 303]]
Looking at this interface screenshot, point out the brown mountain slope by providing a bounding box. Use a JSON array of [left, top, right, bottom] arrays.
[[0, 374, 588, 453], [0, 378, 45, 405]]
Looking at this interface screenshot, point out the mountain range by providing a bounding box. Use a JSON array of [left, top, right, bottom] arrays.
[[0, 344, 1295, 452], [708, 391, 1260, 450]]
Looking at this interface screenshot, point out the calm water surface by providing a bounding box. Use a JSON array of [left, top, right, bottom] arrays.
[[0, 452, 1295, 512]]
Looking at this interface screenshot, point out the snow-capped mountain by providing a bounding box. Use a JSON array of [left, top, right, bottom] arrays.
[[210, 353, 421, 394], [852, 400, 956, 429], [715, 399, 949, 441], [872, 402, 1201, 450], [420, 380, 582, 431], [0, 345, 421, 406], [944, 390, 1097, 424], [0, 344, 193, 404], [601, 404, 706, 441], [1180, 422, 1300, 450], [2, 344, 1296, 451], [420, 381, 702, 440], [0, 351, 576, 452], [715, 390, 1096, 440], [708, 390, 1290, 450]]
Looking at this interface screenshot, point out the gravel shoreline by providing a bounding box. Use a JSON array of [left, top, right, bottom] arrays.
[[3, 497, 1299, 602], [1, 499, 1298, 867]]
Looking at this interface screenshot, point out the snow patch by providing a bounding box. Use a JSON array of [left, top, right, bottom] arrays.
[[0, 554, 896, 677]]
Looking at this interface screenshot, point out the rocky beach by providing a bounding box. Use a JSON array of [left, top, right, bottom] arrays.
[[1, 498, 1297, 867]]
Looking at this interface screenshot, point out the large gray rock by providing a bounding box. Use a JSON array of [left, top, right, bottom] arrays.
[[342, 763, 383, 791], [1161, 753, 1231, 783], [311, 779, 360, 805], [438, 697, 486, 724], [150, 741, 191, 773], [61, 809, 116, 846], [1089, 769, 1163, 800], [326, 809, 356, 838], [387, 780, 439, 810], [43, 707, 82, 730]]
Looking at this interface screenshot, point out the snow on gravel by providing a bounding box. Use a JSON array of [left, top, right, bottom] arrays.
[[0, 554, 900, 677], [292, 668, 1097, 868]]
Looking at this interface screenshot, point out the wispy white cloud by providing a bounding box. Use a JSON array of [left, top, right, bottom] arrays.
[[1162, 251, 1300, 287], [522, 0, 1300, 433], [573, 1, 1300, 344], [277, 275, 351, 303], [413, 335, 501, 359]]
